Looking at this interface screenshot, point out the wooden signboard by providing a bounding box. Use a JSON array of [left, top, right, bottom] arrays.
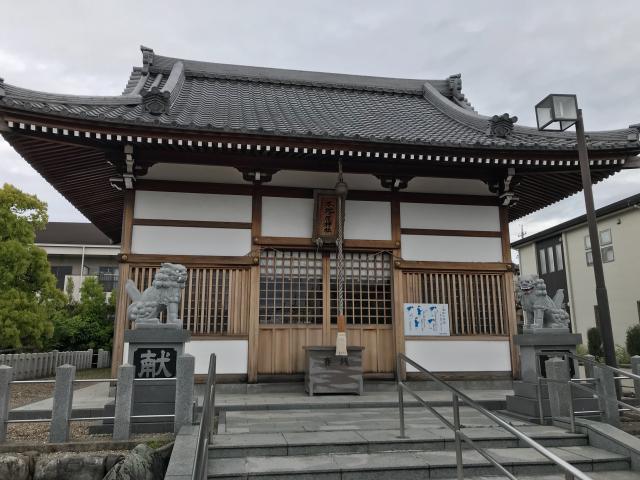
[[312, 190, 343, 246]]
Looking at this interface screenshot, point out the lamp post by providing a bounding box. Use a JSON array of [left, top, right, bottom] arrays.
[[535, 94, 617, 368]]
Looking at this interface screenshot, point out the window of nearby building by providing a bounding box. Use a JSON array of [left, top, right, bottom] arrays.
[[585, 228, 614, 266], [97, 266, 119, 292], [536, 240, 564, 275], [546, 246, 555, 273], [539, 248, 547, 274], [51, 266, 72, 290], [555, 244, 564, 271]]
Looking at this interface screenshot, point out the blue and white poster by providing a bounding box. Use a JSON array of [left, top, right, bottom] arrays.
[[404, 303, 450, 336]]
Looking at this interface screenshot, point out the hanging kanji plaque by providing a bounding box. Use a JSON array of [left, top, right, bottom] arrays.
[[312, 190, 343, 247]]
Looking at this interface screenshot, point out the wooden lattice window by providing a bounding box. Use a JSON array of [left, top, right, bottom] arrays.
[[403, 271, 507, 335], [259, 250, 323, 325], [329, 252, 393, 325], [129, 265, 250, 335]]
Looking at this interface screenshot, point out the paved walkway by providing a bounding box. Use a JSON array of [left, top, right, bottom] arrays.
[[13, 381, 111, 412], [13, 383, 512, 413]]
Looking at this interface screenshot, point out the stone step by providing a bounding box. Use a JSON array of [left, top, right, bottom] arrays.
[[209, 426, 588, 459], [465, 473, 640, 480], [207, 446, 630, 479]]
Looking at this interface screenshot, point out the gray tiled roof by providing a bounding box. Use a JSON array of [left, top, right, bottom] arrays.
[[0, 47, 637, 151]]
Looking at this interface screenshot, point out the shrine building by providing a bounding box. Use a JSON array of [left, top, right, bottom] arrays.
[[2, 46, 639, 381]]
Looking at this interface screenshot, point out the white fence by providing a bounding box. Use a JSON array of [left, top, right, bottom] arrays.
[[0, 349, 111, 380]]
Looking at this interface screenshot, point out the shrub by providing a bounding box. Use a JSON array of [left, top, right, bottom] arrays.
[[587, 327, 603, 358], [626, 325, 640, 357], [616, 344, 631, 365], [576, 344, 588, 356]]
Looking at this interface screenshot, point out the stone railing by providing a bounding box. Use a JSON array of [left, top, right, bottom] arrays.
[[0, 349, 111, 380], [0, 355, 195, 443]]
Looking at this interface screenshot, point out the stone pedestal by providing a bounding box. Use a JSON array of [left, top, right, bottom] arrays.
[[92, 326, 191, 434], [125, 326, 191, 432], [304, 346, 364, 395], [506, 333, 597, 422]]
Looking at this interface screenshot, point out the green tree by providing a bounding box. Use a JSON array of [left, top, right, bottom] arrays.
[[0, 184, 63, 349], [49, 277, 114, 351]]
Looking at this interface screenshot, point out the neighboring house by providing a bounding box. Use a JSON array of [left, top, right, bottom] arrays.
[[512, 193, 640, 346], [36, 222, 121, 299]]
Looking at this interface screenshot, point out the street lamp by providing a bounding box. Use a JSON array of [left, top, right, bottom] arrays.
[[535, 94, 617, 368]]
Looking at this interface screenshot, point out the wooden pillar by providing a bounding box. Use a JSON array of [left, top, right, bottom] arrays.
[[111, 190, 135, 377], [391, 199, 406, 380], [500, 206, 519, 378], [247, 192, 262, 382]]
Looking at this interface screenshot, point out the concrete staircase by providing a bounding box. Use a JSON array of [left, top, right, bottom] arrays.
[[205, 406, 640, 479]]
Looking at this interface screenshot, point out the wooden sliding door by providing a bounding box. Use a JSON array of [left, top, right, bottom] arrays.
[[257, 249, 394, 375]]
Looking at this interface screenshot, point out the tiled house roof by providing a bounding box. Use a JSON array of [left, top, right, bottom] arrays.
[[1, 47, 637, 151]]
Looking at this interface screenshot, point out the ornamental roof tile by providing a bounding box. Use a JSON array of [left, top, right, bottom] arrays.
[[1, 46, 637, 152]]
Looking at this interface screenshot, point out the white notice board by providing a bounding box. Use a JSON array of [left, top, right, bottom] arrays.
[[404, 303, 450, 336]]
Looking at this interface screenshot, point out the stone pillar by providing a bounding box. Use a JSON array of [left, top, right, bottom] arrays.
[[49, 364, 76, 443], [595, 364, 620, 427], [545, 356, 571, 419], [0, 365, 13, 442], [113, 364, 135, 441], [174, 354, 195, 434], [631, 356, 640, 397]]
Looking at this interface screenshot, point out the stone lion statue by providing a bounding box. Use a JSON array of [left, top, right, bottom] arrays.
[[517, 274, 570, 333], [125, 263, 187, 326]]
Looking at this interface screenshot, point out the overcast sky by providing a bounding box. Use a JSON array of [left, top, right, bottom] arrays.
[[1, 0, 639, 244]]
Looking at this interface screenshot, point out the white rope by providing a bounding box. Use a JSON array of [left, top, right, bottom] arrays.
[[337, 194, 344, 316]]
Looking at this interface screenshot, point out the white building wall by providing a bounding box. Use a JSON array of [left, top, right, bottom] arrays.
[[400, 203, 500, 231], [401, 235, 502, 262], [405, 340, 511, 372], [131, 225, 251, 256], [563, 209, 640, 346], [345, 201, 391, 240], [261, 197, 314, 237], [184, 340, 248, 375], [517, 244, 537, 275], [134, 191, 252, 222]]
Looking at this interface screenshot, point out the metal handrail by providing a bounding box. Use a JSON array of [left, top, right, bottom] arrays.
[[539, 350, 640, 382], [193, 353, 217, 480], [535, 351, 640, 432], [397, 353, 591, 480]]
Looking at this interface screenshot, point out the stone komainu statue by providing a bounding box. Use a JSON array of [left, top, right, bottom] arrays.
[[517, 274, 570, 333], [125, 263, 187, 326]]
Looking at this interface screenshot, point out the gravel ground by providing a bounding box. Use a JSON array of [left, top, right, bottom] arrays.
[[7, 368, 114, 443]]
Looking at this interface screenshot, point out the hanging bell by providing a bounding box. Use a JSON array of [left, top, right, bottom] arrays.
[[335, 179, 348, 197]]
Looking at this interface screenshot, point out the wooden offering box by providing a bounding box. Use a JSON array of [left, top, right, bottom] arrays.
[[304, 346, 364, 395]]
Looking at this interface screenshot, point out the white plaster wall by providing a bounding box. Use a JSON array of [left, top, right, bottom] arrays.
[[405, 340, 511, 372], [134, 191, 252, 222], [400, 203, 500, 231], [401, 235, 502, 262], [517, 244, 537, 275], [345, 200, 391, 240], [185, 340, 248, 374], [131, 225, 251, 256], [261, 197, 314, 237]]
